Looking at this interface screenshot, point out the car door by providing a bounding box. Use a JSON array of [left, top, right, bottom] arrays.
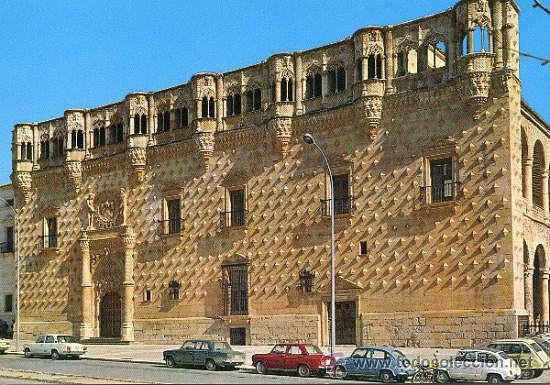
[[34, 336, 45, 355], [477, 352, 498, 380], [268, 344, 287, 370], [370, 349, 388, 377], [193, 341, 209, 366], [177, 341, 196, 365], [450, 351, 476, 380], [44, 335, 55, 355], [285, 345, 303, 372], [363, 349, 378, 376], [349, 348, 368, 375]]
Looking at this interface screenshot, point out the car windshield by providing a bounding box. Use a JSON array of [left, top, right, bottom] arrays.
[[57, 336, 75, 343], [394, 349, 407, 358], [304, 345, 323, 354], [530, 343, 542, 352], [212, 342, 232, 351]]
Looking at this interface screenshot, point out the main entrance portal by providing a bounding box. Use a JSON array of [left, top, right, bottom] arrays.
[[100, 292, 121, 338]]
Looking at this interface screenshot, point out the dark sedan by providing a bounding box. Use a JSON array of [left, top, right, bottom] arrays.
[[163, 340, 245, 370]]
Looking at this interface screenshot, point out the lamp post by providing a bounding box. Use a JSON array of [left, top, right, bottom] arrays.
[[0, 196, 19, 352], [302, 133, 336, 359]]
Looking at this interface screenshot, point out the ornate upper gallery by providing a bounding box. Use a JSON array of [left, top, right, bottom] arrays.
[[12, 0, 519, 200]]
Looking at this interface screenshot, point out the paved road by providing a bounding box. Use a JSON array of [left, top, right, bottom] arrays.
[[1, 355, 550, 384], [0, 378, 45, 384], [0, 355, 356, 384]]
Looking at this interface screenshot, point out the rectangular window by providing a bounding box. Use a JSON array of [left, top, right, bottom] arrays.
[[44, 217, 58, 248], [166, 199, 181, 234], [360, 241, 367, 256], [230, 265, 248, 315], [229, 189, 246, 227], [333, 174, 351, 215], [145, 289, 152, 302], [230, 327, 246, 345], [4, 295, 12, 313], [6, 227, 14, 253], [430, 158, 453, 203]]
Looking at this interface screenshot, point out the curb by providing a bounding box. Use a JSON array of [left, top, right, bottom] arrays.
[[83, 356, 256, 371]]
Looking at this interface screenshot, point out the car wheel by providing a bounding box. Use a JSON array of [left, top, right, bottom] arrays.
[[256, 361, 267, 375], [297, 364, 310, 377], [435, 370, 450, 383], [334, 365, 347, 379], [165, 356, 175, 368], [380, 370, 394, 383], [50, 350, 60, 360], [24, 348, 32, 358], [487, 374, 503, 383], [205, 359, 217, 371]]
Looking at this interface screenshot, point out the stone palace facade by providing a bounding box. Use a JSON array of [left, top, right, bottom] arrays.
[[10, 0, 550, 347]]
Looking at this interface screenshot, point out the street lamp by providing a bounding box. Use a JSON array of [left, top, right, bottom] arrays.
[[302, 133, 336, 359], [0, 196, 19, 352]]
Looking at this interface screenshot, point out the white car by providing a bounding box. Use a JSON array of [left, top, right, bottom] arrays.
[[23, 334, 87, 360], [437, 349, 521, 383], [0, 338, 10, 353]]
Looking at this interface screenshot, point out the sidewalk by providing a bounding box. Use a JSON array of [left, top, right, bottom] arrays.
[[6, 340, 458, 367], [79, 344, 459, 367]]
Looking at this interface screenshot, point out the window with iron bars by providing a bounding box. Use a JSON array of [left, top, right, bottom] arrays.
[[222, 264, 249, 315], [164, 199, 181, 235], [299, 270, 314, 293]]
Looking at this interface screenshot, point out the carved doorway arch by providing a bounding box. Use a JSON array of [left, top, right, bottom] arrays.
[[100, 292, 121, 338]]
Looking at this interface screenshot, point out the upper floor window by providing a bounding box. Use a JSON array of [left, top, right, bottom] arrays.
[[299, 269, 314, 293], [396, 49, 417, 76], [93, 127, 106, 147], [174, 107, 189, 128], [280, 77, 293, 102], [164, 198, 181, 235], [367, 54, 383, 79], [134, 114, 147, 135], [1, 226, 14, 253], [306, 73, 322, 99], [4, 295, 12, 313], [355, 59, 363, 82], [245, 89, 261, 112], [327, 67, 346, 94], [40, 141, 49, 160], [226, 93, 241, 116], [201, 96, 215, 118], [322, 173, 353, 216], [19, 142, 32, 161], [52, 137, 64, 157], [473, 25, 490, 53], [157, 111, 170, 132], [168, 280, 180, 300], [221, 187, 247, 228], [426, 41, 447, 69], [43, 217, 58, 249], [71, 130, 84, 149], [111, 123, 124, 144], [425, 158, 455, 204]]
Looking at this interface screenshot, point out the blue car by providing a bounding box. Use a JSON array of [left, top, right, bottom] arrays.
[[334, 346, 415, 382]]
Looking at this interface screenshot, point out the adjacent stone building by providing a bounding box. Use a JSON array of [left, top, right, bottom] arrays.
[[0, 184, 15, 328], [11, 0, 550, 347]]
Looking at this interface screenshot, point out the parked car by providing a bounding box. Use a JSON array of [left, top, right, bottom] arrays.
[[163, 340, 245, 370], [436, 348, 521, 383], [487, 338, 550, 379], [0, 338, 10, 354], [23, 335, 87, 360], [333, 346, 415, 382], [532, 337, 550, 357], [252, 343, 333, 377]]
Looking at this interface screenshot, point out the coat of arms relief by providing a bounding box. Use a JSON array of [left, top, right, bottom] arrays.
[[85, 189, 127, 230]]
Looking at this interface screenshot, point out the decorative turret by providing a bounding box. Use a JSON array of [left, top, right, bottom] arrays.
[[192, 74, 219, 170], [12, 123, 35, 203], [353, 28, 386, 140]]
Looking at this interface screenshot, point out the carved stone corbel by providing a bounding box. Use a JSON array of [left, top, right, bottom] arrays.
[[465, 72, 491, 118], [356, 96, 383, 140], [269, 117, 293, 157], [128, 147, 146, 184], [195, 131, 215, 170], [13, 171, 32, 204]]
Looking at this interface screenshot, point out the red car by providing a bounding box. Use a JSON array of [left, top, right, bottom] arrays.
[[252, 343, 333, 377]]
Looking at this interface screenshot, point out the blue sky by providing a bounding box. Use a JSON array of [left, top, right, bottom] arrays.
[[0, 0, 548, 185]]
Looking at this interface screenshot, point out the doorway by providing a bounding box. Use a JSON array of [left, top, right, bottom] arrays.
[[328, 301, 356, 345], [100, 292, 121, 338]]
